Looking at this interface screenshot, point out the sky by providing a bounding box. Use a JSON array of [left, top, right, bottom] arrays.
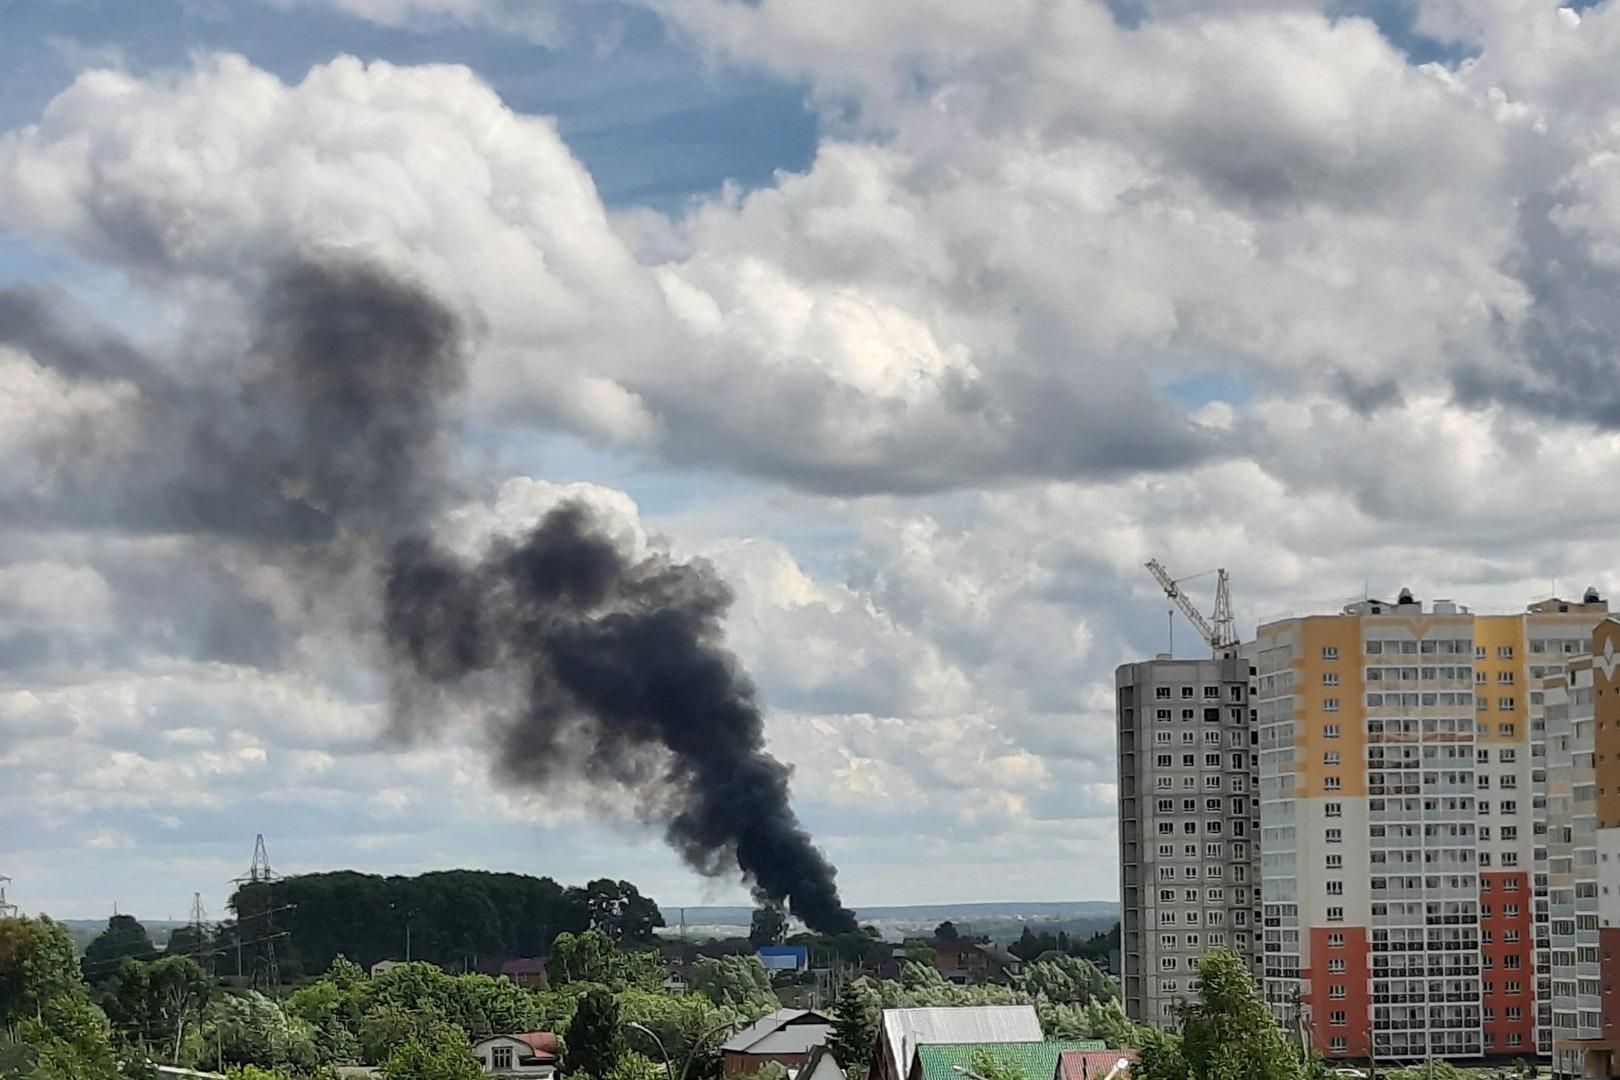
[[5, 0, 1620, 924]]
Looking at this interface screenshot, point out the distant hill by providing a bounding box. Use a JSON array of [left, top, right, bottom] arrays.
[[659, 901, 1120, 945], [57, 919, 187, 953], [663, 901, 1118, 924]]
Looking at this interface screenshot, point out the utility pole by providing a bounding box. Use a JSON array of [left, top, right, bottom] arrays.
[[0, 873, 17, 918], [231, 834, 286, 996]]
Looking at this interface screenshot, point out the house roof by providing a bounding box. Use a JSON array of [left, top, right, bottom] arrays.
[[878, 1006, 1045, 1079], [912, 1042, 1108, 1080], [473, 1032, 559, 1062], [801, 1045, 847, 1080], [1054, 1050, 1136, 1080], [722, 1009, 835, 1054]]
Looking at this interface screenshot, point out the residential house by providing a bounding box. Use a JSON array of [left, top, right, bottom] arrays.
[[721, 1009, 834, 1076], [799, 1046, 846, 1080], [472, 1033, 558, 1079], [756, 945, 810, 973], [497, 958, 548, 989], [907, 1042, 1108, 1080], [931, 941, 1022, 986], [869, 1006, 1045, 1080], [1054, 1049, 1136, 1080]]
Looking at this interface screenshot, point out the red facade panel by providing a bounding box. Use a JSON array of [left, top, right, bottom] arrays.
[[1305, 926, 1371, 1057], [1480, 872, 1536, 1055]]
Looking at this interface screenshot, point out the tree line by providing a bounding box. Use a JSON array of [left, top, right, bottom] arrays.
[[224, 871, 663, 976]]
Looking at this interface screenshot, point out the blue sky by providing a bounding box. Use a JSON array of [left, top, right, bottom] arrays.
[[7, 0, 1620, 923]]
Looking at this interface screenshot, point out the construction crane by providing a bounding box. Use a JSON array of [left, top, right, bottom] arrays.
[[1145, 559, 1237, 656]]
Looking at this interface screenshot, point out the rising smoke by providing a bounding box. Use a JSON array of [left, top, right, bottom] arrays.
[[0, 257, 856, 932]]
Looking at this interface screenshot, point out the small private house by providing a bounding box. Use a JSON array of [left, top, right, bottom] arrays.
[[907, 1042, 1108, 1080], [869, 1006, 1045, 1080], [798, 1046, 845, 1080], [1054, 1049, 1136, 1080], [721, 1009, 834, 1076], [755, 945, 810, 973], [472, 1032, 559, 1079]]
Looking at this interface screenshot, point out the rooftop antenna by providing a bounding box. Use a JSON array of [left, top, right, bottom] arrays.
[[0, 873, 16, 918]]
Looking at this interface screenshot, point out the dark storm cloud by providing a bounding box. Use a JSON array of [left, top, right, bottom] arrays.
[[1453, 194, 1620, 425]]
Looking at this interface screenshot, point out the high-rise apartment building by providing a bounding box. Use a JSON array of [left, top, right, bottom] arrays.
[[1116, 654, 1263, 1028], [1252, 591, 1609, 1063], [1542, 618, 1620, 1080]]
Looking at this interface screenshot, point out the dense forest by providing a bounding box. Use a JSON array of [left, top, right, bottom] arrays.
[[225, 871, 663, 975]]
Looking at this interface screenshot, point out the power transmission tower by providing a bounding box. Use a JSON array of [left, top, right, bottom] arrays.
[[231, 835, 286, 996], [186, 892, 215, 975], [0, 873, 17, 918]]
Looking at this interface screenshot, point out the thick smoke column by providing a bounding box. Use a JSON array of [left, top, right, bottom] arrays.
[[385, 506, 857, 932], [2, 255, 856, 932]]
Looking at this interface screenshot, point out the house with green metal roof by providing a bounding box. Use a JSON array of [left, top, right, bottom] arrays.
[[908, 1041, 1108, 1080]]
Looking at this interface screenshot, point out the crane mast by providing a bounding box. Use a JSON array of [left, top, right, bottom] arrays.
[[1145, 559, 1237, 656]]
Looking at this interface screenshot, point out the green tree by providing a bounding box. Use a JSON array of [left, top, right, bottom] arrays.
[[569, 881, 665, 946], [748, 906, 787, 949], [619, 988, 741, 1080], [1024, 955, 1115, 1007], [968, 1048, 1030, 1080], [1038, 998, 1145, 1048], [688, 957, 776, 1016], [381, 1028, 485, 1080], [933, 922, 959, 942], [81, 915, 156, 984], [200, 991, 319, 1071], [1135, 951, 1310, 1080], [826, 980, 879, 1076], [549, 932, 664, 993], [563, 987, 624, 1079], [603, 1049, 665, 1080], [99, 954, 213, 1060], [0, 916, 120, 1080]]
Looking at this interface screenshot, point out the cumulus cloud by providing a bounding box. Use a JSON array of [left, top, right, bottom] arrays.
[[11, 0, 1620, 911]]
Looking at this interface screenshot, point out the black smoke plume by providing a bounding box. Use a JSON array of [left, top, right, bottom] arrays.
[[1, 257, 854, 931], [385, 506, 857, 932]]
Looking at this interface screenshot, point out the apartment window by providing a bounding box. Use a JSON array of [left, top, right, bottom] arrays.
[[1329, 1038, 1346, 1054], [1502, 801, 1518, 815], [1506, 982, 1522, 995], [1204, 753, 1220, 768], [1324, 697, 1340, 712], [1326, 907, 1344, 922], [1229, 684, 1244, 701], [1156, 687, 1172, 699], [1327, 932, 1345, 948], [1504, 954, 1522, 970], [1329, 984, 1346, 999], [1499, 748, 1516, 763], [1499, 723, 1516, 736], [1182, 686, 1194, 698], [1326, 854, 1343, 869], [1323, 671, 1339, 686], [1365, 641, 1383, 654], [1498, 698, 1515, 712], [1325, 828, 1342, 843], [1161, 956, 1178, 971], [1322, 751, 1341, 766], [1157, 754, 1173, 767], [1329, 1010, 1347, 1027], [1157, 822, 1174, 835], [1182, 709, 1195, 720], [1159, 889, 1175, 902], [1323, 646, 1339, 660], [1182, 754, 1195, 767], [1325, 802, 1342, 818], [1328, 958, 1345, 973], [1504, 903, 1520, 917], [1499, 670, 1515, 684], [1326, 881, 1344, 895], [1323, 776, 1341, 791], [1502, 826, 1518, 841], [1323, 724, 1340, 739], [1499, 644, 1514, 659]]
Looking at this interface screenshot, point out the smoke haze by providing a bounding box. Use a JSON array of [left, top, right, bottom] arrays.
[[0, 256, 855, 932]]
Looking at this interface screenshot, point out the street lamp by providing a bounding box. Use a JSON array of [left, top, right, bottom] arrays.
[[626, 1022, 675, 1080], [626, 1018, 742, 1080]]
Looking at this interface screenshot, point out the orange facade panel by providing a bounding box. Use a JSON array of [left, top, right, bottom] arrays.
[[1293, 617, 1366, 798]]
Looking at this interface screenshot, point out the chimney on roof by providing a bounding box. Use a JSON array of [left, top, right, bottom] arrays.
[[1398, 587, 1414, 605], [1587, 586, 1602, 604]]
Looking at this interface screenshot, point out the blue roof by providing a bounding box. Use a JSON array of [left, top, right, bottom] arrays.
[[757, 946, 809, 958]]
